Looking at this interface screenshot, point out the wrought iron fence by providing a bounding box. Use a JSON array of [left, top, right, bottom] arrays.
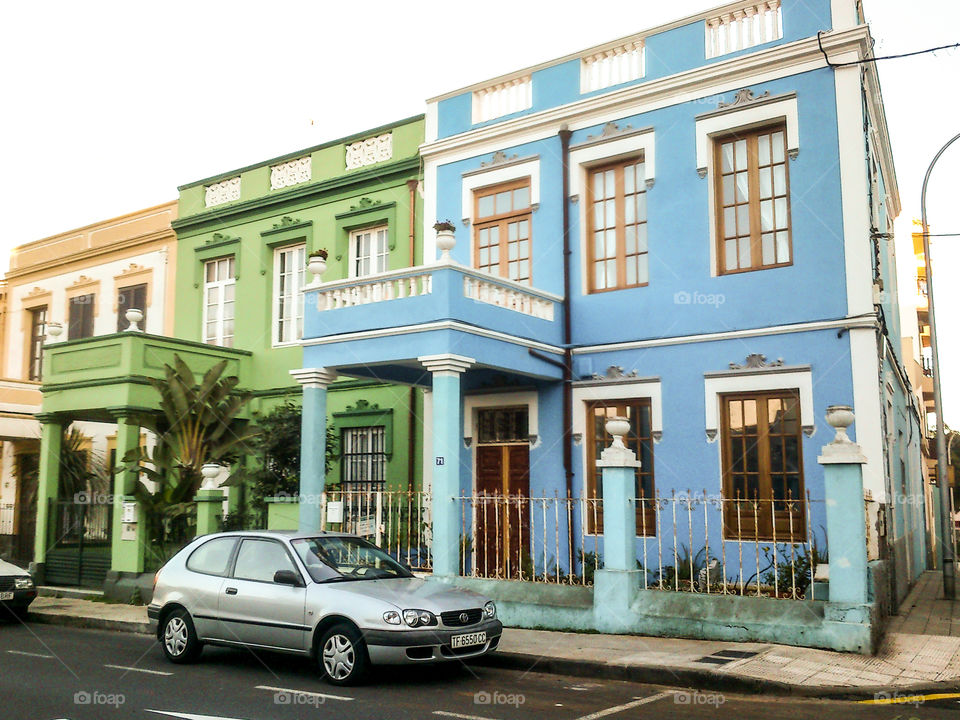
[[318, 489, 432, 571], [453, 490, 821, 598], [458, 493, 602, 585], [0, 504, 14, 535]]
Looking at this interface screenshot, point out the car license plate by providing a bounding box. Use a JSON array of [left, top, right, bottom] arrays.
[[0, 592, 13, 601], [451, 631, 486, 649]]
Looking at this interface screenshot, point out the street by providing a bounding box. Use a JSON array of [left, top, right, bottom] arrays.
[[0, 620, 956, 719]]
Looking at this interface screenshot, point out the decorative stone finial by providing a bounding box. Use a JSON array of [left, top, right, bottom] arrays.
[[819, 405, 867, 464], [124, 308, 144, 332], [597, 417, 641, 468], [201, 463, 222, 489], [47, 322, 63, 339]]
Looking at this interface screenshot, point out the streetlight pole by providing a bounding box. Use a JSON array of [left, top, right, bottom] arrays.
[[921, 131, 960, 600]]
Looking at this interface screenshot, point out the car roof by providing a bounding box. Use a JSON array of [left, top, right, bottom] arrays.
[[204, 530, 356, 541]]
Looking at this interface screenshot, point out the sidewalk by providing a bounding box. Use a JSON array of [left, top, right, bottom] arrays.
[[25, 571, 960, 698]]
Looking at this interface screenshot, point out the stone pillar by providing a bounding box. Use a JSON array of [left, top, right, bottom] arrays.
[[290, 368, 337, 533], [32, 414, 63, 574], [111, 412, 146, 574], [419, 354, 474, 577], [819, 405, 869, 605], [593, 417, 642, 633], [194, 489, 226, 537]]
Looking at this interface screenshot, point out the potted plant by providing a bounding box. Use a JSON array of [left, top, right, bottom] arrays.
[[433, 221, 456, 260], [307, 248, 328, 278]]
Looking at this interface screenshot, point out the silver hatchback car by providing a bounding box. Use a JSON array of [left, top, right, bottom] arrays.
[[148, 530, 502, 684]]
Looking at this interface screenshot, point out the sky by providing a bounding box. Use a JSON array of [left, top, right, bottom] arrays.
[[1, 0, 959, 422]]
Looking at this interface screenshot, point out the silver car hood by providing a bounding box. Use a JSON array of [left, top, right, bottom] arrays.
[[323, 577, 486, 613], [0, 559, 29, 577]]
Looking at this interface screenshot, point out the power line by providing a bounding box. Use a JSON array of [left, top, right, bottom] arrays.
[[817, 31, 960, 68]]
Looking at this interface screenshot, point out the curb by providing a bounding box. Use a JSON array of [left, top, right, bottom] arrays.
[[27, 611, 153, 636], [470, 651, 960, 700]]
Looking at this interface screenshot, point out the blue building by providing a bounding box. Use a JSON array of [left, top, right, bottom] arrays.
[[296, 0, 926, 614]]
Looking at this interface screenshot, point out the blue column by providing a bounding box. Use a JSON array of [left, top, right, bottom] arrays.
[[420, 354, 473, 577], [594, 418, 642, 632], [291, 368, 337, 533]]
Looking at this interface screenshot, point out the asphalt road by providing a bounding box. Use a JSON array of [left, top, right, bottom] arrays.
[[1, 618, 959, 719]]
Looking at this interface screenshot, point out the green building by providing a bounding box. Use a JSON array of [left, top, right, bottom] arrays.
[[32, 115, 426, 591]]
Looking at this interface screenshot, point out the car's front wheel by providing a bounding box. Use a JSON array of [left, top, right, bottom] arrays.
[[318, 623, 368, 686], [160, 609, 203, 664]]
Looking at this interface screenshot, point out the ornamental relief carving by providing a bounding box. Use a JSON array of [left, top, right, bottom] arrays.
[[270, 156, 312, 190], [345, 133, 393, 170], [204, 177, 241, 208]]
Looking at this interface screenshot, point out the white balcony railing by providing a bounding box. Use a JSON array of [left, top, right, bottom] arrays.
[[706, 0, 782, 59], [310, 261, 559, 322], [472, 75, 533, 124], [580, 40, 645, 94]]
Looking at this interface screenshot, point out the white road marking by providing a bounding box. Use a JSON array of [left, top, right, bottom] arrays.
[[432, 712, 499, 720], [255, 684, 353, 702], [573, 691, 675, 720], [5, 650, 53, 658], [105, 663, 172, 676], [146, 711, 250, 720]]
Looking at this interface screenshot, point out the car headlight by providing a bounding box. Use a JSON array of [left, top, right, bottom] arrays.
[[483, 601, 496, 619], [383, 611, 401, 625], [14, 577, 34, 590], [402, 609, 437, 627]]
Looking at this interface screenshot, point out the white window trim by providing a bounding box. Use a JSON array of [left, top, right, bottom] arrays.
[[271, 244, 306, 347], [703, 366, 814, 443], [572, 378, 662, 504], [695, 92, 799, 277], [348, 226, 389, 279], [202, 259, 235, 347], [461, 158, 540, 228], [464, 391, 539, 495], [569, 128, 655, 295]]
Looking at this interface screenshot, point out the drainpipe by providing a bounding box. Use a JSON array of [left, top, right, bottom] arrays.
[[559, 127, 574, 507], [407, 178, 419, 492]]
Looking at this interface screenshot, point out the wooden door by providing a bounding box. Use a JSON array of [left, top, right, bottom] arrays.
[[474, 444, 530, 578]]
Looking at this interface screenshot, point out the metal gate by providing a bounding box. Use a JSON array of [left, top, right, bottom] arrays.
[[45, 500, 112, 588]]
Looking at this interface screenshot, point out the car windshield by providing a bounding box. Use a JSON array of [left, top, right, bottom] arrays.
[[292, 536, 413, 583]]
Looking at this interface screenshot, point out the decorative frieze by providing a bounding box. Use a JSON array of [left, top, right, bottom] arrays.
[[204, 177, 240, 208], [345, 133, 393, 170], [270, 156, 312, 190]]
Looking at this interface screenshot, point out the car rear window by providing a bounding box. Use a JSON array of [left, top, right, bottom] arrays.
[[186, 537, 237, 576]]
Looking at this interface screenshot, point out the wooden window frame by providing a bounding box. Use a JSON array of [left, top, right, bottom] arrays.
[[27, 305, 47, 381], [720, 389, 805, 541], [472, 177, 533, 285], [585, 398, 655, 536], [272, 244, 306, 346], [714, 123, 792, 275], [202, 257, 236, 347], [585, 156, 649, 293], [67, 293, 95, 340]]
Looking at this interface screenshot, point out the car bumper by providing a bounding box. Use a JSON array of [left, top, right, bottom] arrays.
[[363, 618, 503, 665], [0, 587, 37, 610]]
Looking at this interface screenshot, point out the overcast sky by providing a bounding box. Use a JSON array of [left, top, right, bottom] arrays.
[[2, 0, 958, 423]]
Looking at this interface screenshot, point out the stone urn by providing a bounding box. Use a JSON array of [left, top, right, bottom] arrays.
[[200, 463, 222, 489], [605, 416, 631, 448], [825, 405, 855, 444], [47, 321, 63, 339], [124, 308, 144, 332], [308, 254, 327, 279]]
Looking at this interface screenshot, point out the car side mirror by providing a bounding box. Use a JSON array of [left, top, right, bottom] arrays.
[[274, 569, 304, 587]]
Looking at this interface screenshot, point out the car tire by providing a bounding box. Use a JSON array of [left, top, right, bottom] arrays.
[[160, 608, 203, 664], [318, 623, 368, 686]]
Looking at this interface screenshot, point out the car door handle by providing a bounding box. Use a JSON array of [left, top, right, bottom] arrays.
[[225, 587, 238, 595]]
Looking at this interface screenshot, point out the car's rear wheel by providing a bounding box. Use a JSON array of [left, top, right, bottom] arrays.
[[318, 623, 368, 686], [161, 609, 203, 664]]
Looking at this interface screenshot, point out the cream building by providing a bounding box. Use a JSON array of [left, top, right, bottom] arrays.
[[0, 202, 177, 563]]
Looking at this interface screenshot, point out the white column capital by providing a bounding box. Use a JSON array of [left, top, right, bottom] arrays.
[[290, 367, 338, 389], [418, 354, 475, 376]]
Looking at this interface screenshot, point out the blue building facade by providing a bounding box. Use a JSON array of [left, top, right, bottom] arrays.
[[297, 0, 926, 606]]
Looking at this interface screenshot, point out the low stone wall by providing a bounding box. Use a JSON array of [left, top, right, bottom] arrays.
[[433, 575, 878, 654]]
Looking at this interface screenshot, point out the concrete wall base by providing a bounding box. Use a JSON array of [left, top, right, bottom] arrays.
[[103, 571, 154, 605], [433, 576, 880, 654]]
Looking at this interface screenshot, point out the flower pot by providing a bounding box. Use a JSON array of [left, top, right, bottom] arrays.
[[308, 256, 327, 278], [605, 416, 631, 445]]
